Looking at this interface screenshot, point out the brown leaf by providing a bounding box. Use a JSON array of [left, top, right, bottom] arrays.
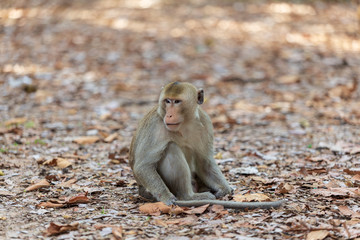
[[338, 206, 353, 216], [139, 202, 171, 216], [0, 190, 15, 196], [171, 206, 185, 215], [276, 74, 300, 84], [183, 204, 209, 214], [4, 118, 27, 126], [67, 193, 90, 204], [104, 133, 118, 143], [311, 188, 359, 197], [37, 202, 65, 208], [276, 183, 295, 194], [73, 136, 100, 144], [233, 193, 270, 202], [58, 178, 77, 188], [166, 216, 198, 226], [43, 158, 72, 169], [154, 219, 168, 227], [210, 204, 225, 213], [344, 169, 360, 176], [112, 226, 123, 240], [45, 222, 78, 237], [25, 179, 50, 192], [56, 158, 72, 169], [306, 230, 329, 240]]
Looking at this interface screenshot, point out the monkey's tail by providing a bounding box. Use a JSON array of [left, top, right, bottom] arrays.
[[175, 199, 285, 209]]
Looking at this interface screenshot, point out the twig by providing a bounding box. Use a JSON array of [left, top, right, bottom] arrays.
[[343, 221, 351, 238]]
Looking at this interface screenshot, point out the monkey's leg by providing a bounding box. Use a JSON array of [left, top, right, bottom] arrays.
[[196, 159, 233, 198], [158, 142, 215, 201]]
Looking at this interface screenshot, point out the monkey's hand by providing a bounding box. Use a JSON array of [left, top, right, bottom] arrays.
[[214, 186, 233, 198], [158, 193, 177, 206]]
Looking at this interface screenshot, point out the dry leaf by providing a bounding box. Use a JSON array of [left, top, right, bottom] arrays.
[[338, 206, 353, 216], [104, 133, 118, 143], [0, 190, 15, 196], [166, 216, 198, 226], [45, 222, 78, 237], [276, 182, 295, 194], [4, 118, 27, 126], [56, 158, 72, 168], [112, 226, 123, 240], [73, 136, 100, 144], [311, 188, 359, 197], [67, 193, 90, 204], [58, 178, 77, 187], [183, 204, 209, 214], [276, 74, 300, 84], [210, 204, 225, 213], [344, 169, 360, 176], [306, 230, 329, 240], [154, 219, 168, 227], [233, 193, 270, 202], [37, 202, 65, 208], [139, 202, 171, 216], [43, 158, 72, 168], [25, 179, 50, 192]]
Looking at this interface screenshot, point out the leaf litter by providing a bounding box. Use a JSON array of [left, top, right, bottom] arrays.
[[0, 0, 360, 239]]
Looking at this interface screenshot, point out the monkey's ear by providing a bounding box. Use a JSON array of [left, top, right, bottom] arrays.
[[197, 89, 204, 104]]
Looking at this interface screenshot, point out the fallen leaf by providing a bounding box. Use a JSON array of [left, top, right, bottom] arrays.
[[183, 204, 209, 214], [4, 118, 27, 126], [233, 193, 270, 202], [276, 182, 295, 194], [45, 222, 78, 237], [338, 206, 353, 216], [43, 158, 72, 168], [344, 169, 360, 176], [166, 216, 198, 226], [352, 175, 360, 181], [210, 204, 225, 213], [25, 179, 50, 192], [104, 133, 118, 143], [56, 158, 72, 168], [311, 188, 359, 197], [112, 226, 123, 240], [139, 202, 171, 216], [0, 190, 15, 196], [58, 178, 77, 187], [276, 74, 300, 84], [306, 230, 329, 240], [37, 202, 65, 208], [154, 219, 168, 227], [73, 136, 100, 144], [67, 193, 90, 204]]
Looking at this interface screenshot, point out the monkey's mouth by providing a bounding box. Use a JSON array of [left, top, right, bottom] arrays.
[[166, 123, 180, 126], [166, 122, 181, 131]]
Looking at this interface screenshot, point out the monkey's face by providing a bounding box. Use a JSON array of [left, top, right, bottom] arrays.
[[163, 98, 184, 132]]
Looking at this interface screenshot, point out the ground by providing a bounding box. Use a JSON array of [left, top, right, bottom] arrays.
[[1, 0, 360, 239]]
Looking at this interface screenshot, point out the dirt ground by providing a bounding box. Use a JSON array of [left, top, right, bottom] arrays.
[[1, 0, 360, 239]]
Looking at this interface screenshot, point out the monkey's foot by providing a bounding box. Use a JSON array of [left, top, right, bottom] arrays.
[[192, 192, 216, 200], [214, 186, 233, 198]]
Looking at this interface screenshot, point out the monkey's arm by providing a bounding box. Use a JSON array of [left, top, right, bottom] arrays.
[[175, 199, 285, 209], [134, 162, 176, 205]]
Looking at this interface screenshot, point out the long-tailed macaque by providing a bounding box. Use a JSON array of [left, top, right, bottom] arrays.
[[129, 82, 284, 209]]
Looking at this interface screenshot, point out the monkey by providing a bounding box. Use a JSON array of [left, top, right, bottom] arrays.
[[129, 82, 284, 209]]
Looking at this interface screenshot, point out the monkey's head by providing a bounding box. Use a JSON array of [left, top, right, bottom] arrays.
[[158, 82, 204, 132]]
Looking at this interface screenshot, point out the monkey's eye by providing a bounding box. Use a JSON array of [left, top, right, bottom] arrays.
[[164, 99, 171, 104], [174, 100, 182, 104]]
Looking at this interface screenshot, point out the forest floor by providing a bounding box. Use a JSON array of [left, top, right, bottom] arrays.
[[1, 0, 360, 239]]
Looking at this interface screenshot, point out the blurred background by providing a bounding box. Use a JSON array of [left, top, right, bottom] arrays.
[[1, 1, 360, 239]]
